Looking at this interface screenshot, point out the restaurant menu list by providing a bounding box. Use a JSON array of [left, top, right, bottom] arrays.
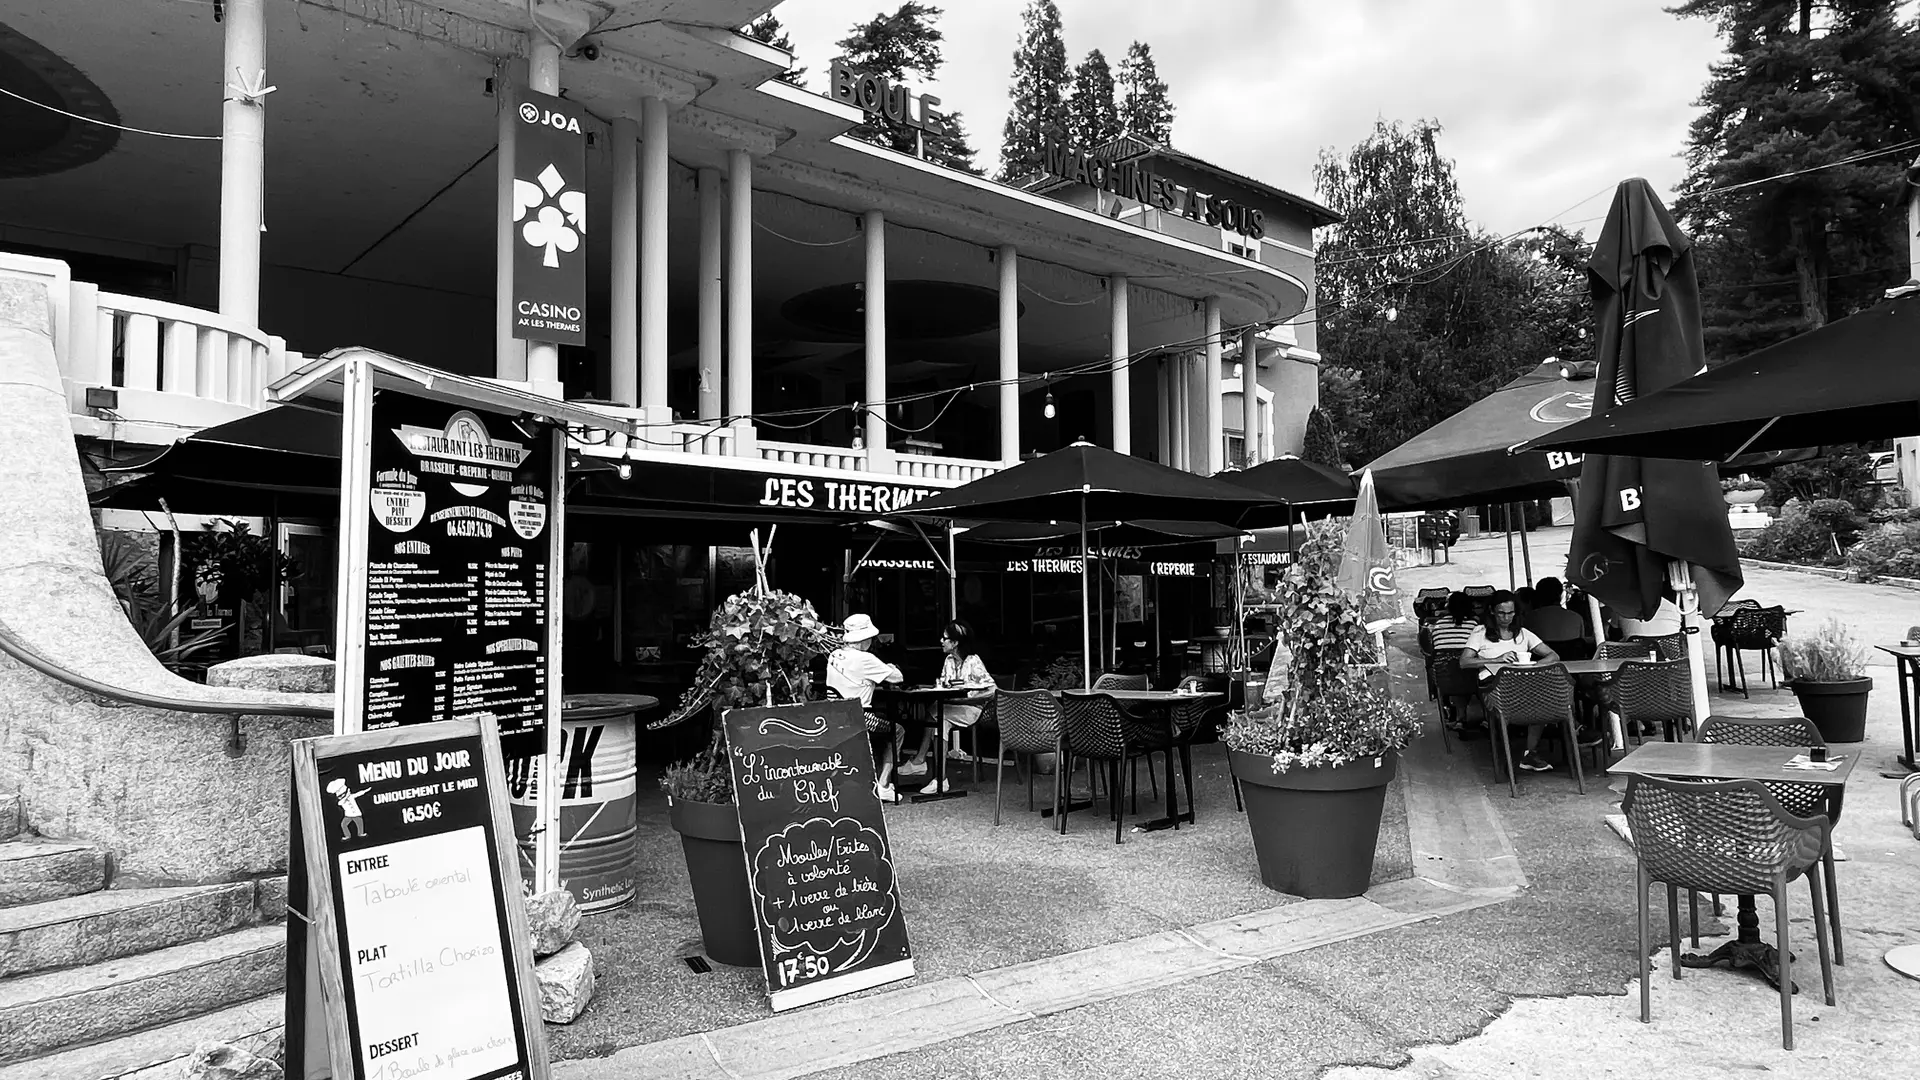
[[722, 701, 914, 1011], [307, 730, 533, 1080], [364, 399, 552, 757]]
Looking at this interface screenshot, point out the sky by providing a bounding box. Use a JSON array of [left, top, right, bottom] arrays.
[[767, 0, 1730, 238]]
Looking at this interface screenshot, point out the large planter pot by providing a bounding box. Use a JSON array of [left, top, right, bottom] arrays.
[[1228, 750, 1397, 899], [1787, 677, 1872, 744], [1724, 489, 1765, 507], [666, 795, 760, 967]]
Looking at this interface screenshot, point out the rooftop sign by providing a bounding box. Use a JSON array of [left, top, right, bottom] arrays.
[[1039, 138, 1266, 241], [828, 60, 949, 138]]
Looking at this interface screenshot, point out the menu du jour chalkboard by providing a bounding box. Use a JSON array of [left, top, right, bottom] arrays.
[[287, 718, 548, 1080], [723, 700, 915, 1011], [360, 397, 554, 757]]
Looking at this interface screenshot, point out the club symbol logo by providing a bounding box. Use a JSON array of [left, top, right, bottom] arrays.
[[513, 164, 587, 268], [1580, 552, 1611, 582], [519, 102, 540, 123], [1368, 565, 1395, 594], [1529, 391, 1593, 425]]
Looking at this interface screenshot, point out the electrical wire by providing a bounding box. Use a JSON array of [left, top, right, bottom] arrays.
[[0, 86, 221, 141], [754, 221, 861, 247]]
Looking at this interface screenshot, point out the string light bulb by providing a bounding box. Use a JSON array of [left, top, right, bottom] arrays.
[[1043, 387, 1056, 419], [1384, 306, 1398, 323]]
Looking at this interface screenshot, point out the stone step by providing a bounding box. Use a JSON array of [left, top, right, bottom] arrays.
[[0, 795, 19, 843], [0, 883, 259, 979], [0, 842, 107, 908], [0, 994, 283, 1080], [0, 925, 284, 1063]]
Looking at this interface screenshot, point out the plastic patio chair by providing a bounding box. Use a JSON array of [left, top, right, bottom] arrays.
[[1621, 775, 1834, 1050], [1696, 715, 1846, 965], [1058, 692, 1146, 843], [1616, 659, 1693, 744], [1483, 663, 1586, 799], [990, 689, 1062, 827], [1092, 671, 1149, 691], [1431, 655, 1477, 755], [1713, 606, 1784, 697], [1631, 631, 1686, 662]]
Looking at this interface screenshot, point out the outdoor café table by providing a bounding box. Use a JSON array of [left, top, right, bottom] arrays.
[[1873, 644, 1920, 772], [561, 693, 659, 722], [874, 685, 974, 803], [1610, 740, 1856, 991], [1059, 689, 1223, 832]]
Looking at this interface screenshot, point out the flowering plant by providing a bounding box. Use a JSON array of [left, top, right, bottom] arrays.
[[657, 588, 839, 803], [1222, 520, 1421, 772]]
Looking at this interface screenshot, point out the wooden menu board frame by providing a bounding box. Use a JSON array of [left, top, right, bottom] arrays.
[[286, 717, 549, 1080]]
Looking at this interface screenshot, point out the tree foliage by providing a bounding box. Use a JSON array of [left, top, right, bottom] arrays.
[[1068, 48, 1121, 148], [1311, 120, 1594, 467], [1302, 407, 1344, 470], [999, 0, 1071, 179], [1672, 0, 1920, 351], [1117, 41, 1174, 143], [834, 2, 981, 174], [743, 13, 805, 85]]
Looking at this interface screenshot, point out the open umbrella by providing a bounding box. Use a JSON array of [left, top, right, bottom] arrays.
[[1229, 457, 1358, 519], [1566, 178, 1741, 729], [1521, 290, 1920, 459], [891, 440, 1279, 685]]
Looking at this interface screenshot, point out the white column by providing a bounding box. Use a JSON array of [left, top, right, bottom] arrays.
[[1203, 298, 1224, 474], [697, 168, 724, 421], [639, 96, 670, 423], [998, 245, 1019, 464], [495, 84, 523, 380], [524, 37, 562, 390], [1110, 274, 1130, 454], [218, 0, 266, 324], [1171, 355, 1189, 470], [863, 210, 888, 463], [609, 117, 639, 409], [727, 150, 754, 454], [1240, 327, 1259, 466], [1156, 360, 1170, 465]]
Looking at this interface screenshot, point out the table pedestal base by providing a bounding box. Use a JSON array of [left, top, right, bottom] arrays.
[[1679, 939, 1795, 991], [1134, 810, 1196, 833], [1039, 799, 1093, 818], [911, 788, 967, 804]]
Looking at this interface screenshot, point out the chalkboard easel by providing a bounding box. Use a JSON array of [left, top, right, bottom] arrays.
[[286, 717, 550, 1080]]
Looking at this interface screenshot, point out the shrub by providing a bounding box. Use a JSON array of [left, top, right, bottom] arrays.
[[1742, 501, 1839, 565], [1868, 506, 1920, 524], [1764, 446, 1879, 514], [1845, 520, 1920, 581], [1721, 478, 1766, 492], [1777, 618, 1868, 682]]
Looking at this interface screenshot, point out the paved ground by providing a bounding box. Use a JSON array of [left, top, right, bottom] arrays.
[[556, 529, 1920, 1078]]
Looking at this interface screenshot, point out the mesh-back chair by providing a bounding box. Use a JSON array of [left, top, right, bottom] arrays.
[[1632, 631, 1687, 662], [1414, 588, 1452, 623], [1713, 606, 1784, 697], [1431, 655, 1479, 755], [1616, 659, 1693, 743], [1092, 671, 1149, 692], [991, 689, 1062, 827], [1058, 692, 1142, 844], [1621, 775, 1834, 1050], [1596, 640, 1651, 661], [1483, 664, 1585, 799], [1696, 715, 1846, 964]]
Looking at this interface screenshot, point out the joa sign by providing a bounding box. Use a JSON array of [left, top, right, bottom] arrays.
[[508, 89, 588, 345], [1039, 138, 1266, 240]]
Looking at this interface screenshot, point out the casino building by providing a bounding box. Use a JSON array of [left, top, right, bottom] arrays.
[[1, 0, 1332, 697]]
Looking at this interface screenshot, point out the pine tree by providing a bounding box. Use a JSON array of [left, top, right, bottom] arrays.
[[834, 3, 981, 174], [998, 0, 1071, 179], [1068, 49, 1120, 149], [1116, 41, 1174, 143], [743, 13, 805, 85], [1672, 0, 1920, 345], [1302, 408, 1344, 471]]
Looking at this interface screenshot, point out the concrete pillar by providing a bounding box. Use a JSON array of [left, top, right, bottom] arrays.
[[524, 37, 562, 390], [727, 150, 755, 453], [697, 168, 724, 420], [863, 211, 887, 461], [1203, 298, 1224, 475], [1155, 360, 1170, 466], [218, 0, 267, 325], [998, 245, 1019, 464], [1109, 274, 1130, 454], [639, 96, 670, 422], [1240, 327, 1259, 466], [609, 117, 639, 409], [495, 40, 559, 383]]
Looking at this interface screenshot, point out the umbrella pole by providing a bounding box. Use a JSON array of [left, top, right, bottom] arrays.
[[1504, 503, 1517, 590], [1518, 503, 1533, 584], [1081, 499, 1092, 690], [948, 525, 958, 620], [1669, 562, 1712, 733]]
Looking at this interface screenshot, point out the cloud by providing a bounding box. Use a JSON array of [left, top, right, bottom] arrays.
[[768, 0, 1725, 235]]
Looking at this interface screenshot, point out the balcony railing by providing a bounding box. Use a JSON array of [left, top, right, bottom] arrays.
[[758, 439, 867, 472], [894, 452, 997, 484]]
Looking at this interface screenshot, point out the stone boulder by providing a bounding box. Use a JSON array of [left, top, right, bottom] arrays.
[[535, 941, 595, 1024], [182, 1031, 284, 1079], [207, 654, 336, 695], [525, 887, 582, 957]]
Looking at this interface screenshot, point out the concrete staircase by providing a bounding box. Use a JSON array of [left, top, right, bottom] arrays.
[[0, 794, 286, 1079]]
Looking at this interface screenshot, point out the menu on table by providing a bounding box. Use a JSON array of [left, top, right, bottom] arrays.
[[723, 700, 914, 1011], [362, 398, 553, 758]]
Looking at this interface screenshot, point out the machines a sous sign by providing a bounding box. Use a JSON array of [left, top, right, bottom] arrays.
[[1040, 139, 1266, 240]]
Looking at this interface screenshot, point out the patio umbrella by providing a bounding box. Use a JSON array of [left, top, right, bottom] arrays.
[[1228, 457, 1357, 521], [1519, 289, 1920, 459], [958, 519, 1240, 546], [1565, 178, 1742, 728], [1336, 469, 1401, 633], [891, 440, 1279, 685]]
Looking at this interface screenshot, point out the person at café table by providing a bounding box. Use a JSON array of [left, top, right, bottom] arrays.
[[1459, 590, 1562, 773], [897, 620, 997, 794], [827, 613, 906, 803]]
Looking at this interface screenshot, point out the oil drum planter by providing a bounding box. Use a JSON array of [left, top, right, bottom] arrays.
[[1779, 619, 1873, 744], [656, 588, 840, 965], [1224, 519, 1422, 900]]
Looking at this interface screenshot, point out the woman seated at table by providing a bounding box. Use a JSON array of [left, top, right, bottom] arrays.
[[897, 620, 996, 794], [1459, 590, 1562, 773], [827, 613, 906, 803]]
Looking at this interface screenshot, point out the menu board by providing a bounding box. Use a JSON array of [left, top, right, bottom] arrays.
[[723, 701, 914, 1011], [361, 397, 554, 757], [286, 719, 547, 1080]]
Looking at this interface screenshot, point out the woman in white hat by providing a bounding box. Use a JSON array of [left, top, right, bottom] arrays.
[[827, 613, 906, 802]]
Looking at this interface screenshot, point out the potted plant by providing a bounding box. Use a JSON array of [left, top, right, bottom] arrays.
[[1224, 521, 1421, 899], [656, 587, 837, 965], [1722, 478, 1767, 508], [1778, 618, 1873, 743]]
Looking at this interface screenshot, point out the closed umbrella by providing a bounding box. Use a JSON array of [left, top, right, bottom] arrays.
[[1336, 469, 1401, 633], [1565, 178, 1742, 729]]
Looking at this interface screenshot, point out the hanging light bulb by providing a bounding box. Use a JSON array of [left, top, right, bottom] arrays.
[[851, 431, 865, 451], [1043, 388, 1056, 419], [1384, 306, 1398, 323]]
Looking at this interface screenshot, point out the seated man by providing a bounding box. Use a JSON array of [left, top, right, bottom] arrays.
[[1521, 577, 1590, 655], [826, 613, 906, 802]]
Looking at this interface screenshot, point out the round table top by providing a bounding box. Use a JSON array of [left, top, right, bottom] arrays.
[[877, 685, 977, 699], [1482, 658, 1635, 677], [1060, 689, 1225, 702], [562, 693, 660, 721]]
